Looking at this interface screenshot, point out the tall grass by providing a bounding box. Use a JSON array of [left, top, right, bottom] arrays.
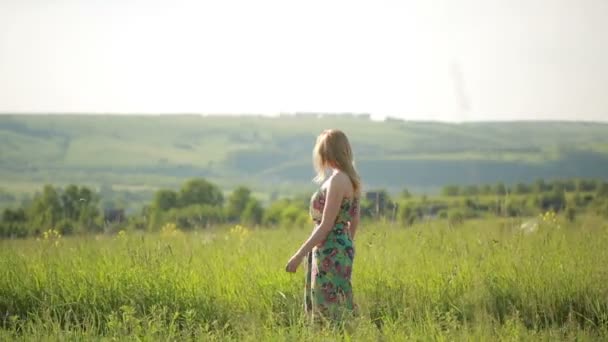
[[1, 216, 608, 340]]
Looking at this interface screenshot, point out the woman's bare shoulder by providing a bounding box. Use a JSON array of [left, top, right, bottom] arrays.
[[328, 171, 353, 194], [328, 171, 350, 185]]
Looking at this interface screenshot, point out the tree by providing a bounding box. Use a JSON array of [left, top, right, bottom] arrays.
[[560, 179, 576, 192], [153, 189, 178, 211], [29, 185, 62, 231], [441, 185, 460, 197], [179, 178, 223, 207], [25, 184, 100, 234], [0, 208, 28, 238], [280, 205, 309, 227], [536, 188, 567, 212], [397, 203, 418, 226], [262, 200, 289, 226], [165, 204, 225, 230], [242, 198, 264, 225], [461, 185, 479, 196], [226, 186, 252, 221], [494, 182, 507, 196], [577, 179, 598, 192], [60, 184, 80, 220], [55, 185, 99, 227], [262, 199, 308, 227], [480, 184, 492, 195], [513, 183, 531, 194], [2, 208, 26, 223], [78, 186, 94, 204], [76, 188, 100, 233]]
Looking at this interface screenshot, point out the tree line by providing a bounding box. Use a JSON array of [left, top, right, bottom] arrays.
[[1, 185, 100, 238], [396, 179, 608, 226], [2, 177, 608, 238], [440, 179, 605, 197]]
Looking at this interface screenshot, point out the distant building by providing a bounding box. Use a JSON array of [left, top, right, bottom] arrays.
[[365, 191, 389, 216]]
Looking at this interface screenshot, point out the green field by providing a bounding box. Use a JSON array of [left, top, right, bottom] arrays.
[[2, 114, 608, 203], [2, 216, 608, 340], [2, 115, 608, 339]]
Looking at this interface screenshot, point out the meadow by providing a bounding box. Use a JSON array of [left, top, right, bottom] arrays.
[[2, 215, 608, 341]]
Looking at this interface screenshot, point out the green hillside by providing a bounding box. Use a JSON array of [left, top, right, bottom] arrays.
[[1, 114, 608, 197]]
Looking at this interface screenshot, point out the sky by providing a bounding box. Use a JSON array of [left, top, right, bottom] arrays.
[[0, 0, 607, 122]]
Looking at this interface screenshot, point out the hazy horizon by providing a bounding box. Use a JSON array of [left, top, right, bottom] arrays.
[[3, 112, 608, 124], [1, 0, 607, 122]]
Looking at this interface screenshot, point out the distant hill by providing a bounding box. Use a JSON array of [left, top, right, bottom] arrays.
[[1, 114, 608, 196]]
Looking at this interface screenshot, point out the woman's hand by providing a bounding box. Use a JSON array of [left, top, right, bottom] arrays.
[[285, 253, 303, 273]]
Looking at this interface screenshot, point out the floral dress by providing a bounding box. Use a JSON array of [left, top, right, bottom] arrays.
[[305, 187, 358, 323]]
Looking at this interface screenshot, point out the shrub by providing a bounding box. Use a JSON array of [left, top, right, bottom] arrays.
[[241, 198, 264, 226], [448, 210, 465, 226], [397, 203, 418, 226], [56, 219, 75, 235], [565, 207, 576, 222]]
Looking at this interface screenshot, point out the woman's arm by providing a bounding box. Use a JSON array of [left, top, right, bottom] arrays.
[[294, 174, 345, 256], [285, 174, 347, 272]]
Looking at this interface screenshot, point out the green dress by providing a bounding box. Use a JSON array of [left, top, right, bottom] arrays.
[[305, 187, 358, 323]]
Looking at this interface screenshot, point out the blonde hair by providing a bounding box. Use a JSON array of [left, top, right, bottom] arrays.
[[313, 129, 361, 196]]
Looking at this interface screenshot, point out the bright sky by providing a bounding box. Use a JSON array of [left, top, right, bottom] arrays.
[[1, 0, 607, 121]]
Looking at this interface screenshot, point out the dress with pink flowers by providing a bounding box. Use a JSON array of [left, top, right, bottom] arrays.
[[305, 187, 358, 322]]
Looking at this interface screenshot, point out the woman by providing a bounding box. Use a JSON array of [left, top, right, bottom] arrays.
[[285, 129, 361, 324]]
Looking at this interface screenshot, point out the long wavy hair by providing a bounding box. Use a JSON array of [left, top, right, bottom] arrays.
[[313, 129, 361, 196]]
